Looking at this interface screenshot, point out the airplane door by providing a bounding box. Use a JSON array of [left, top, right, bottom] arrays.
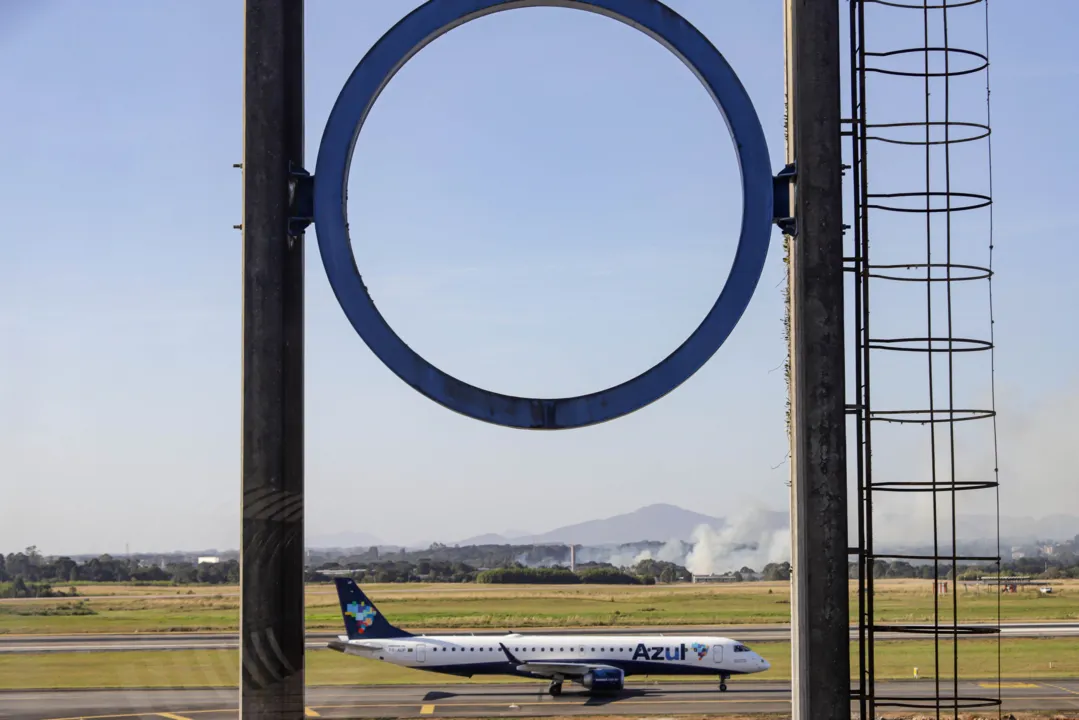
[[712, 645, 723, 663], [416, 645, 426, 663]]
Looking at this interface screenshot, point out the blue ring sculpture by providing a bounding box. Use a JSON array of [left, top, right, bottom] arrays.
[[313, 0, 774, 430]]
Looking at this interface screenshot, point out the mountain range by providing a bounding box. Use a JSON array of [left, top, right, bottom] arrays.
[[306, 504, 1077, 550], [455, 503, 728, 546]]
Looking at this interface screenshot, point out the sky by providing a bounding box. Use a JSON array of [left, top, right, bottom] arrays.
[[1, 1, 1076, 555]]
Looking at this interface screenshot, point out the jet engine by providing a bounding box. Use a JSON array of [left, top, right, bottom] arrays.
[[581, 667, 624, 693]]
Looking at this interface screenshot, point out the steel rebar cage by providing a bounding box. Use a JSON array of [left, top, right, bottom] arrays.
[[845, 0, 1002, 717]]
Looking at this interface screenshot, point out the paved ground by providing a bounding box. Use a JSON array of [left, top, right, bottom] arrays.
[[3, 623, 1077, 654], [3, 680, 1079, 720]]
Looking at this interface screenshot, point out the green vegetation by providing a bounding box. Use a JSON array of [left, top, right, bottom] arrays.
[[577, 567, 647, 584], [1, 580, 1077, 635], [0, 599, 96, 617], [476, 567, 583, 584], [6, 539, 1077, 597], [2, 638, 1076, 690], [476, 567, 645, 584]]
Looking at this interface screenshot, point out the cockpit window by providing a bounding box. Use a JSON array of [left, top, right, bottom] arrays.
[[734, 644, 751, 652]]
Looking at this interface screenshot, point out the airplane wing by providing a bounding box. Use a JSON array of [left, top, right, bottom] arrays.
[[498, 643, 615, 679], [509, 661, 615, 678], [328, 639, 383, 654]]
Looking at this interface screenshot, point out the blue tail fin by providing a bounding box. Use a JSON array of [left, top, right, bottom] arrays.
[[333, 577, 410, 639]]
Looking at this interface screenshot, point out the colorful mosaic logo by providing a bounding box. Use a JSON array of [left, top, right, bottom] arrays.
[[690, 642, 708, 660], [345, 601, 378, 633]]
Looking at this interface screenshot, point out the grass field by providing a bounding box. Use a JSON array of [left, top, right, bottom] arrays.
[[1, 580, 1076, 635], [1, 638, 1076, 690]]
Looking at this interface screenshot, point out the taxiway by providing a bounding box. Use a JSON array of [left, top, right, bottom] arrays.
[[4, 679, 1079, 719], [2, 623, 1077, 654]]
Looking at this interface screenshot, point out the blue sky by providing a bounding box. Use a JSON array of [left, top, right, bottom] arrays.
[[1, 1, 1075, 554]]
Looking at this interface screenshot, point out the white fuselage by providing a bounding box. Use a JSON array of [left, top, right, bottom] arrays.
[[337, 632, 770, 678]]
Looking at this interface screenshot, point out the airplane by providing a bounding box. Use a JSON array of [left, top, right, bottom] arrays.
[[327, 577, 771, 696]]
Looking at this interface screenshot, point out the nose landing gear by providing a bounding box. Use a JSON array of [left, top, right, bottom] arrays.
[[719, 673, 730, 692]]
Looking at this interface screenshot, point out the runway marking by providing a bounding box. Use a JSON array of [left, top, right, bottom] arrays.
[[38, 689, 1079, 720], [42, 697, 790, 720], [308, 697, 791, 711], [980, 682, 1039, 688], [38, 697, 1079, 720], [46, 710, 234, 720]]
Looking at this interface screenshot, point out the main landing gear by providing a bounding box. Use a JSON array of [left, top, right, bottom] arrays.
[[719, 673, 730, 692], [548, 679, 563, 696]]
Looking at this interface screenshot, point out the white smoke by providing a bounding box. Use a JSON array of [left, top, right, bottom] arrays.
[[546, 508, 791, 576], [684, 508, 791, 575], [623, 537, 688, 567], [575, 542, 686, 568]]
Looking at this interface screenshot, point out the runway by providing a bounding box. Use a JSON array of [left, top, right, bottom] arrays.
[[4, 680, 1079, 719], [2, 623, 1077, 654]]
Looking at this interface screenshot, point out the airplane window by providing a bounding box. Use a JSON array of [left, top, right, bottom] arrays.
[[408, 648, 413, 652]]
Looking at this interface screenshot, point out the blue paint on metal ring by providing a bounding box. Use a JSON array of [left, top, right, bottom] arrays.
[[314, 0, 774, 430]]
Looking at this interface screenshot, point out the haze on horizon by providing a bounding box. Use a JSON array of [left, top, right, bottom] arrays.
[[1, 1, 1076, 557]]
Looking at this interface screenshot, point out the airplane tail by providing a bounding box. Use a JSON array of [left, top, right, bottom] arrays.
[[333, 577, 411, 640]]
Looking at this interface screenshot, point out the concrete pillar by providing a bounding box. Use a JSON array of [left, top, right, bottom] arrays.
[[784, 0, 850, 718], [240, 0, 306, 717]]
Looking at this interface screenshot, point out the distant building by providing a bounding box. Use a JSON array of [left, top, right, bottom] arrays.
[[692, 574, 738, 583], [197, 556, 221, 564]]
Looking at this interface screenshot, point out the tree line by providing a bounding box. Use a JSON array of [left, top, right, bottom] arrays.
[[0, 547, 239, 598], [6, 543, 1074, 597], [304, 559, 696, 585], [849, 555, 1079, 581]]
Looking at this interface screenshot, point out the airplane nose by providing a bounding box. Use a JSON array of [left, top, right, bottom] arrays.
[[760, 656, 770, 670]]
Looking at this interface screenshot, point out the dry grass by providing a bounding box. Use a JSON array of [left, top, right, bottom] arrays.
[[1, 638, 1076, 690], [467, 716, 1079, 720], [0, 580, 1076, 635]]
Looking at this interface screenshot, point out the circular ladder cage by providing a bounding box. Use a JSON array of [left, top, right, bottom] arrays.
[[845, 0, 1002, 717]]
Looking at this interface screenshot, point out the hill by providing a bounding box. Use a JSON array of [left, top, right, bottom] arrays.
[[480, 503, 726, 546]]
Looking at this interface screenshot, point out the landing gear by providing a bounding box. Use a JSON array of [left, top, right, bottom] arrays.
[[719, 673, 730, 692], [548, 680, 563, 697]]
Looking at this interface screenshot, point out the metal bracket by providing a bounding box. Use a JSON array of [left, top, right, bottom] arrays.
[[288, 164, 314, 237], [772, 162, 797, 236]]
